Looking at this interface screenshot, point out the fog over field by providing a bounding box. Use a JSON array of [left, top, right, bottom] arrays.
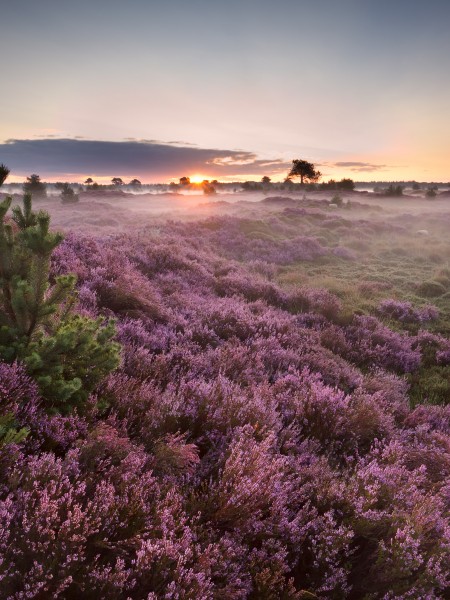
[[16, 187, 450, 234]]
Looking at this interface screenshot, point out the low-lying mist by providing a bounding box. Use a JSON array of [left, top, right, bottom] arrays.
[[5, 187, 449, 233]]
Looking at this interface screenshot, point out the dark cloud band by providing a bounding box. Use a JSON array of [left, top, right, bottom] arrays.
[[0, 138, 290, 180]]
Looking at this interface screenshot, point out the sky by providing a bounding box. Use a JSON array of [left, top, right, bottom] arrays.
[[1, 0, 449, 183]]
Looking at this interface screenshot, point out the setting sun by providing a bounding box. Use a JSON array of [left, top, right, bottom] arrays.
[[189, 174, 207, 184]]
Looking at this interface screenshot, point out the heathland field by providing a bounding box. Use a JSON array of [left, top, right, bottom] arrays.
[[1, 188, 450, 598]]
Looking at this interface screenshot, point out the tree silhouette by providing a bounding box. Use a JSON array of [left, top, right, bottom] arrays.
[[179, 176, 190, 186], [202, 181, 216, 195], [111, 177, 124, 187], [337, 178, 355, 191], [23, 174, 47, 198], [129, 179, 142, 187], [283, 177, 295, 188], [84, 177, 94, 185], [0, 164, 10, 187], [288, 160, 321, 185]]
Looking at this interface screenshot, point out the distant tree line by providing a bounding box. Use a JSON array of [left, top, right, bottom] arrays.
[[2, 164, 446, 202]]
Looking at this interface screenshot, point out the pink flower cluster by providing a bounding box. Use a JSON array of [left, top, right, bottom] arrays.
[[379, 299, 439, 324]]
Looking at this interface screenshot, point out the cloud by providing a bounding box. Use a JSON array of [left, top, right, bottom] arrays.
[[209, 154, 289, 171], [0, 138, 289, 181], [332, 161, 389, 172]]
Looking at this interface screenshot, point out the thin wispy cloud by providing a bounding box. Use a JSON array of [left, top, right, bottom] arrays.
[[333, 161, 388, 172]]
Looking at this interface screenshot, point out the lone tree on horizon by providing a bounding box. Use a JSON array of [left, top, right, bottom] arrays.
[[288, 160, 321, 185], [129, 178, 142, 187], [179, 176, 190, 186], [111, 177, 124, 187]]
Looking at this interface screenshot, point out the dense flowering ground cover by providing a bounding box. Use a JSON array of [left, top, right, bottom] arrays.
[[1, 199, 450, 598]]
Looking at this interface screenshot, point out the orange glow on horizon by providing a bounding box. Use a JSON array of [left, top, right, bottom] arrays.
[[189, 174, 208, 184], [2, 162, 448, 186]]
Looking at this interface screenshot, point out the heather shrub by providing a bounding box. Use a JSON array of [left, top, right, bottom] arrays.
[[272, 370, 352, 453], [405, 404, 450, 434], [342, 315, 421, 373], [86, 264, 163, 320], [0, 361, 39, 446], [287, 287, 342, 320], [247, 259, 278, 280], [357, 369, 410, 422], [1, 399, 87, 468], [0, 446, 159, 597], [151, 431, 200, 477], [205, 426, 290, 532], [346, 441, 450, 597], [412, 330, 450, 367], [55, 239, 164, 321], [52, 233, 100, 280], [378, 299, 439, 323], [214, 269, 287, 307]]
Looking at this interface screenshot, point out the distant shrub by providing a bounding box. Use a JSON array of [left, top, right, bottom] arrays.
[[381, 184, 404, 196], [332, 193, 344, 206], [332, 246, 356, 260], [60, 182, 79, 203], [426, 187, 437, 198], [417, 280, 446, 298]]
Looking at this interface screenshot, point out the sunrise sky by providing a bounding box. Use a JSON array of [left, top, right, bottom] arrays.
[[1, 0, 449, 183]]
